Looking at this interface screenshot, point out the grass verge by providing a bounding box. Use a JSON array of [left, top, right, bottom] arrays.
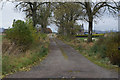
[[2, 41, 49, 78], [58, 36, 118, 71]]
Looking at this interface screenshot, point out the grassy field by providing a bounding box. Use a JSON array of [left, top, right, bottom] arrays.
[[77, 37, 99, 41], [0, 35, 2, 42], [76, 34, 104, 37], [0, 34, 5, 42]]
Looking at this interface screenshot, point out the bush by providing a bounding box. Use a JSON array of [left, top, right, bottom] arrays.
[[105, 33, 120, 65], [57, 35, 75, 42], [5, 20, 41, 52], [2, 19, 49, 76], [90, 36, 107, 58], [90, 32, 120, 66], [39, 33, 47, 40], [6, 20, 33, 47]]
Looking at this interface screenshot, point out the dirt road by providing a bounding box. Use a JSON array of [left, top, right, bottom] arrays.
[[6, 38, 118, 78]]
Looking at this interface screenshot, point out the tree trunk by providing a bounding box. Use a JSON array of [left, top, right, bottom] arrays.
[[32, 11, 37, 27], [32, 2, 37, 27], [41, 27, 44, 33], [41, 24, 46, 33], [61, 26, 64, 35], [88, 20, 93, 42]]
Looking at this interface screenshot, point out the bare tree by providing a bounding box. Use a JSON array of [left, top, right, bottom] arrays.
[[16, 2, 46, 27], [78, 2, 119, 42]]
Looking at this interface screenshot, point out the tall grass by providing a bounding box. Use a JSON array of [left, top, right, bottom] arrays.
[[2, 32, 49, 76], [90, 32, 120, 66], [2, 43, 49, 75], [2, 20, 50, 77], [60, 32, 119, 69]]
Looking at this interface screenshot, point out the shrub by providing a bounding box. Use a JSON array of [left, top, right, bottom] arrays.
[[90, 32, 120, 66], [90, 36, 107, 58], [105, 32, 120, 65], [39, 33, 47, 40], [2, 19, 49, 76], [5, 20, 41, 52], [6, 20, 33, 48], [57, 35, 75, 42], [26, 19, 40, 44]]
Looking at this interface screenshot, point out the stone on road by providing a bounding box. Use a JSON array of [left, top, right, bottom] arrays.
[[6, 38, 118, 78]]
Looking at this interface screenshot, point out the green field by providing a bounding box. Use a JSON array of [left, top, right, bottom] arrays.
[[77, 37, 99, 40], [0, 35, 2, 42], [76, 34, 104, 37]]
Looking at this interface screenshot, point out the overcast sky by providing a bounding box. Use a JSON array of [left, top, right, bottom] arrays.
[[0, 1, 119, 32]]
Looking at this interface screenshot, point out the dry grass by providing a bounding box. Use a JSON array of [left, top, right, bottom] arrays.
[[2, 35, 49, 77], [59, 37, 118, 71]]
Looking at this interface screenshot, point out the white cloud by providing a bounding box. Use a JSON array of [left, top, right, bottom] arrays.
[[1, 1, 25, 28]]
